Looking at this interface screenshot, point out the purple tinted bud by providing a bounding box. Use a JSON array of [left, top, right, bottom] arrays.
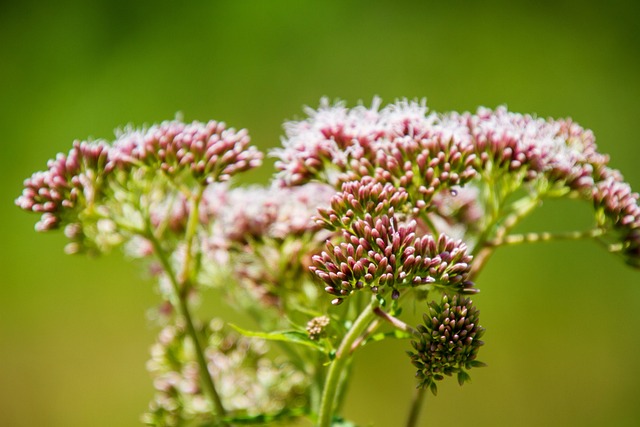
[[408, 293, 485, 394]]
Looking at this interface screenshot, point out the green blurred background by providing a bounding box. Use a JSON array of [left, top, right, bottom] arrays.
[[1, 1, 640, 426]]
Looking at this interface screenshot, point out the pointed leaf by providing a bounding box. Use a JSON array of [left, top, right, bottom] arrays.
[[457, 369, 471, 386], [229, 324, 327, 352]]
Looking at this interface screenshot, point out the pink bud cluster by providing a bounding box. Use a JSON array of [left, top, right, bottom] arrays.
[[593, 175, 640, 267], [310, 180, 475, 304], [546, 118, 609, 191], [272, 99, 478, 210], [315, 177, 409, 231], [16, 141, 112, 231], [113, 119, 263, 183], [17, 119, 263, 235], [273, 99, 620, 216], [459, 107, 609, 190]]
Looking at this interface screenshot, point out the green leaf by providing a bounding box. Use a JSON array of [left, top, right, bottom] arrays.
[[468, 360, 488, 368], [429, 381, 438, 396], [457, 369, 471, 386], [229, 324, 327, 352]]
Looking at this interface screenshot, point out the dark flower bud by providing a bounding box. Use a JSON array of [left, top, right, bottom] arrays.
[[407, 293, 485, 395]]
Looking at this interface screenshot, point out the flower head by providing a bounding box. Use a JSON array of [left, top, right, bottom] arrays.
[[15, 141, 112, 231], [408, 293, 485, 395], [315, 177, 410, 232], [113, 119, 263, 183], [311, 180, 476, 305], [592, 173, 640, 268], [306, 315, 331, 341], [272, 98, 478, 211]]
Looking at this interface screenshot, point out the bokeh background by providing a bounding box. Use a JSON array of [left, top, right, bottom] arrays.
[[1, 1, 640, 426]]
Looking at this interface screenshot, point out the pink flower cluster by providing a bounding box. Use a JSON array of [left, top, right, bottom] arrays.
[[272, 99, 477, 210], [16, 119, 263, 233], [274, 99, 612, 193], [113, 119, 262, 183], [16, 141, 112, 231], [275, 99, 640, 268], [310, 179, 475, 304], [593, 175, 640, 267]]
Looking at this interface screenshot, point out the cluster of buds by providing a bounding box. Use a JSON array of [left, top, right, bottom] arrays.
[[112, 119, 263, 184], [16, 119, 263, 254], [306, 315, 331, 341], [275, 99, 618, 198], [315, 177, 409, 232], [143, 319, 308, 426], [272, 98, 478, 211], [452, 106, 609, 190], [311, 180, 475, 304], [408, 293, 485, 394], [544, 118, 609, 192], [592, 174, 640, 268], [16, 141, 112, 232]]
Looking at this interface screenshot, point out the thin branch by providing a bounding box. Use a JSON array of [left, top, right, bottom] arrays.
[[486, 228, 606, 247], [373, 307, 420, 337], [406, 386, 427, 427]]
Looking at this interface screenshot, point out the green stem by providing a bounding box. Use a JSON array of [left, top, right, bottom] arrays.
[[373, 307, 420, 337], [317, 298, 379, 427], [146, 229, 227, 424], [470, 195, 541, 280], [181, 186, 204, 287], [487, 228, 606, 247], [406, 387, 426, 427]]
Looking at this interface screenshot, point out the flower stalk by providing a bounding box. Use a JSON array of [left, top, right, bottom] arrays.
[[145, 229, 227, 424], [317, 298, 379, 427]]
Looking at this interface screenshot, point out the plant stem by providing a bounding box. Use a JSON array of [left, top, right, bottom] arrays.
[[405, 386, 426, 427], [146, 229, 227, 424], [373, 307, 420, 337], [486, 228, 605, 247], [181, 186, 204, 287], [470, 195, 541, 280], [317, 298, 379, 427]]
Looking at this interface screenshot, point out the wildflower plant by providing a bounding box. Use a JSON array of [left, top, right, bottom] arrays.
[[16, 98, 640, 426]]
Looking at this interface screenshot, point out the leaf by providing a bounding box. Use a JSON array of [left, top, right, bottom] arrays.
[[229, 324, 327, 352], [457, 369, 471, 386], [429, 381, 438, 396], [468, 360, 488, 368]]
